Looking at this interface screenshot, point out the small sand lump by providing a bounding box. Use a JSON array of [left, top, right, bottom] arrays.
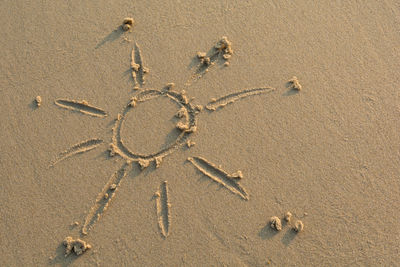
[[215, 36, 233, 65], [215, 36, 233, 55], [293, 220, 304, 233], [109, 184, 117, 190], [197, 51, 206, 59], [197, 36, 233, 67], [122, 24, 131, 31], [123, 18, 134, 25], [63, 236, 91, 256], [155, 157, 163, 168], [288, 76, 302, 91], [284, 211, 292, 222], [230, 170, 243, 179], [138, 159, 150, 170], [165, 82, 175, 90], [35, 96, 42, 107], [122, 17, 134, 31], [186, 140, 196, 148], [270, 216, 282, 231], [202, 57, 211, 66]]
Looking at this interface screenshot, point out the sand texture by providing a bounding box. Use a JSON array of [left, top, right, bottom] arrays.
[[1, 1, 400, 266]]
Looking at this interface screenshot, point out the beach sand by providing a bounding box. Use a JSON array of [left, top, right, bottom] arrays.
[[1, 0, 399, 266]]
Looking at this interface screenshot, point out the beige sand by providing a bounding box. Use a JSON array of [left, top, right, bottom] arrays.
[[1, 1, 400, 266]]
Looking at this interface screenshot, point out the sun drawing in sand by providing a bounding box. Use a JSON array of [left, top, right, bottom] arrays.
[[51, 37, 275, 252]]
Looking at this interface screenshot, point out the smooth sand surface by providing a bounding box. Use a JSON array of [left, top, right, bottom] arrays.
[[1, 1, 400, 266]]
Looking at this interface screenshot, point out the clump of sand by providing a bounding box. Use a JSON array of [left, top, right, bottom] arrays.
[[70, 221, 79, 227], [197, 53, 211, 66], [155, 156, 163, 168], [63, 236, 91, 256], [215, 36, 233, 62], [108, 143, 118, 157], [109, 184, 117, 190], [122, 17, 134, 31], [186, 140, 196, 148], [293, 220, 304, 233], [196, 36, 234, 67], [35, 96, 42, 107], [176, 121, 189, 131], [284, 211, 292, 222], [288, 76, 302, 91], [269, 212, 305, 233], [138, 159, 150, 170], [270, 216, 282, 231]]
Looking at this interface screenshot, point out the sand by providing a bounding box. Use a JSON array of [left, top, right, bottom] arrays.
[[1, 0, 400, 266]]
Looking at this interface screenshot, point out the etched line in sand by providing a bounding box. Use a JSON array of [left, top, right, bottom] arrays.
[[82, 163, 131, 235], [50, 138, 103, 167], [206, 87, 276, 111], [128, 89, 162, 107], [131, 42, 149, 89], [55, 99, 108, 117], [154, 181, 171, 238], [188, 156, 249, 200]]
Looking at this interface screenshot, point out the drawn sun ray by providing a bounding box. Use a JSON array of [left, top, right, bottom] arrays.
[[55, 99, 108, 117], [82, 162, 131, 235], [188, 156, 249, 200], [131, 42, 149, 89], [206, 86, 276, 111], [154, 181, 171, 238], [50, 138, 104, 167], [52, 38, 276, 254]]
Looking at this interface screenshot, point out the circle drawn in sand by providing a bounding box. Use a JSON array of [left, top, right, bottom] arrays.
[[109, 87, 199, 167]]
